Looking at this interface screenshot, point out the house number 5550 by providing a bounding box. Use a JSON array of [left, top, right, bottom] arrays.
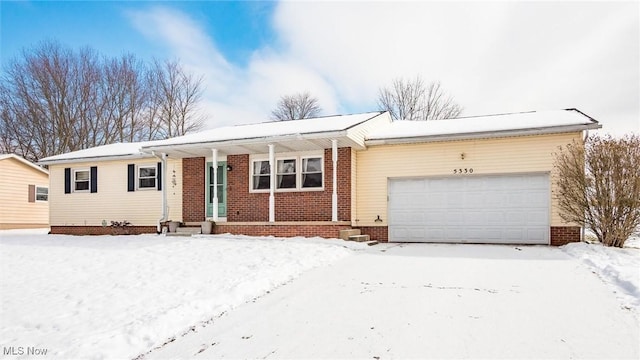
[[453, 168, 473, 174]]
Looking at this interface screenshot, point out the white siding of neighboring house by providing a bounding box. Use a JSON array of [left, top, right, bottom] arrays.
[[49, 158, 182, 227], [0, 157, 49, 229]]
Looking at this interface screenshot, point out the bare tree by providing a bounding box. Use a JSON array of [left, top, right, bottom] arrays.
[[150, 60, 204, 138], [553, 134, 640, 247], [377, 76, 463, 120], [271, 91, 322, 121], [0, 41, 205, 161]]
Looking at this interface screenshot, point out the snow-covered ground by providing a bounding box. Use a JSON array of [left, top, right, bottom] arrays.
[[1, 230, 638, 359], [0, 230, 364, 359], [562, 235, 640, 314]]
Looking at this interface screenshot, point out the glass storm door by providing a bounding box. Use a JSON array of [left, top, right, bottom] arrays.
[[206, 162, 227, 218]]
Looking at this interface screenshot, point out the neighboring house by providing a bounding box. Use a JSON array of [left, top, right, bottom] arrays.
[[39, 109, 601, 245], [0, 154, 49, 229]]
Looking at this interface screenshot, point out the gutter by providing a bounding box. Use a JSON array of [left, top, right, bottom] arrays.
[[365, 123, 603, 146], [140, 130, 356, 153], [38, 153, 152, 166], [152, 151, 169, 233]]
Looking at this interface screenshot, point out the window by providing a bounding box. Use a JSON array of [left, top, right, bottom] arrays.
[[36, 186, 48, 201], [138, 165, 157, 189], [74, 169, 90, 191], [302, 157, 323, 188], [252, 160, 271, 190], [276, 159, 296, 189], [251, 154, 323, 192]]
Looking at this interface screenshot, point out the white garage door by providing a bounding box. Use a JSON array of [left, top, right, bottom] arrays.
[[388, 174, 550, 244]]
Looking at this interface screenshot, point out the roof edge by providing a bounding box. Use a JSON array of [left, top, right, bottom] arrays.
[[141, 130, 352, 153], [1, 154, 49, 174], [38, 153, 153, 166], [365, 123, 602, 146]]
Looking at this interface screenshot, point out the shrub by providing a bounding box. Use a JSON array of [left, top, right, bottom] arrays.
[[554, 134, 640, 247]]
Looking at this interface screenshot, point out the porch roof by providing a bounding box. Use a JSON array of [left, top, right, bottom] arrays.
[[141, 111, 386, 158]]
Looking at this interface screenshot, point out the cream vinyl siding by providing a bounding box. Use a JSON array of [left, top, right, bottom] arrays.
[[346, 112, 392, 145], [0, 158, 49, 229], [351, 149, 357, 222], [355, 132, 582, 227], [49, 158, 182, 227]]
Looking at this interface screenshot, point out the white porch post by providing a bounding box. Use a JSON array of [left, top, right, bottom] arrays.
[[212, 148, 219, 221], [332, 139, 338, 222], [268, 144, 275, 223]]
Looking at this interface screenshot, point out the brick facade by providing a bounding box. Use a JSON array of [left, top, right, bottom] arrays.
[[356, 226, 389, 242], [50, 226, 157, 235], [182, 157, 205, 222], [226, 147, 352, 222], [550, 226, 581, 246], [214, 223, 352, 239]]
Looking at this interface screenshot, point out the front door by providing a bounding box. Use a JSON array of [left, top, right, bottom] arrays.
[[206, 162, 227, 218]]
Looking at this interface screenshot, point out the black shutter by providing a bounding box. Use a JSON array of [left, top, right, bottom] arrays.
[[28, 184, 35, 202], [90, 166, 98, 193], [127, 164, 135, 192], [64, 168, 71, 194], [157, 162, 162, 191]]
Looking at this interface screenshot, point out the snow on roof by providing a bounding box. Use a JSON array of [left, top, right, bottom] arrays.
[[37, 109, 600, 164], [146, 111, 385, 147], [0, 153, 49, 174], [367, 109, 600, 142], [38, 140, 164, 164]]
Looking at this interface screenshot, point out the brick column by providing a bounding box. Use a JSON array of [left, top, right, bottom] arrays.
[[182, 157, 205, 222]]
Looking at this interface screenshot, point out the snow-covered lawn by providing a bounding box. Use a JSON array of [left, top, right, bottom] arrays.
[[0, 230, 364, 359], [562, 237, 640, 314], [1, 230, 638, 359]]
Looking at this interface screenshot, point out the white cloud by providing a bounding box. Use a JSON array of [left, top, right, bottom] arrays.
[[127, 2, 639, 135], [272, 1, 639, 135]]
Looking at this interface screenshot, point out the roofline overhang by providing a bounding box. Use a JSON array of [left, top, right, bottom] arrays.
[[2, 154, 49, 174], [140, 130, 358, 153], [365, 123, 603, 146], [38, 153, 154, 166]]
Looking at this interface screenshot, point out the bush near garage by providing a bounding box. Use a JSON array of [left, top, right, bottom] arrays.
[[554, 134, 640, 247]]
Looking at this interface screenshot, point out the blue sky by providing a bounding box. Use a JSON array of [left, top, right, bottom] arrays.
[[2, 1, 276, 66], [2, 1, 638, 135]]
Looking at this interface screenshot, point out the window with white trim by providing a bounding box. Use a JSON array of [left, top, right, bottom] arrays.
[[250, 154, 323, 192], [301, 157, 323, 188], [252, 160, 271, 190], [276, 158, 296, 189], [36, 186, 48, 201], [138, 165, 157, 189], [74, 169, 90, 192]]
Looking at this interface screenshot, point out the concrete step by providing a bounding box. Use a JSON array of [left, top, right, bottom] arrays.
[[166, 232, 193, 237], [348, 234, 370, 242], [339, 229, 361, 241], [175, 227, 201, 235], [365, 240, 379, 246]]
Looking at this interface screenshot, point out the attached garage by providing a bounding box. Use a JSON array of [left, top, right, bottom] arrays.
[[388, 173, 550, 244]]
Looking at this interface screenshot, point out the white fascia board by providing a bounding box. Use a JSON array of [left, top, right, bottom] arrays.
[[38, 153, 153, 166], [141, 130, 355, 153], [365, 123, 602, 146], [2, 154, 49, 174]]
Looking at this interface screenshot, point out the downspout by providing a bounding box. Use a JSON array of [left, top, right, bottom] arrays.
[[153, 151, 169, 233], [581, 130, 589, 242]]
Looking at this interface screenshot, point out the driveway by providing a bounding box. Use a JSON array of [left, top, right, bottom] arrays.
[[145, 243, 639, 359]]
